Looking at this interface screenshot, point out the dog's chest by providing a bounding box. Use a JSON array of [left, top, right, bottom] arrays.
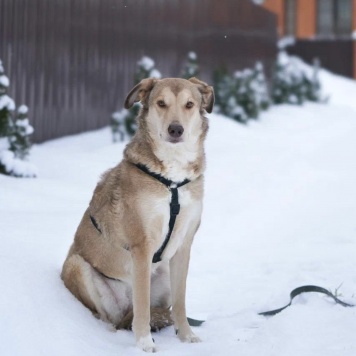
[[154, 187, 201, 261]]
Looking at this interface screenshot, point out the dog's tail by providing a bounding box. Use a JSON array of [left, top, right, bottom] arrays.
[[116, 307, 173, 332]]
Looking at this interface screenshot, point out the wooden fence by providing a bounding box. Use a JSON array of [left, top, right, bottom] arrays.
[[287, 39, 354, 79], [0, 0, 277, 142]]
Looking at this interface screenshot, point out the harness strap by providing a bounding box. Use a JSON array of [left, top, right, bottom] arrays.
[[135, 163, 190, 263]]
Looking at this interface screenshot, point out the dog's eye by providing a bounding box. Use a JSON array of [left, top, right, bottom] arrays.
[[186, 101, 194, 109], [157, 100, 166, 108]]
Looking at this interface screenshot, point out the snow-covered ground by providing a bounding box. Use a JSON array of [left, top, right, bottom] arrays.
[[1, 68, 356, 356]]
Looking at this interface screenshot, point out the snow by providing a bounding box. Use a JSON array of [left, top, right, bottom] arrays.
[[0, 137, 9, 151], [138, 56, 155, 71], [15, 118, 34, 135], [0, 74, 9, 87], [137, 56, 162, 79], [149, 68, 162, 79], [319, 70, 356, 111], [18, 104, 29, 114], [1, 69, 356, 355], [188, 51, 197, 60], [278, 36, 296, 49], [112, 109, 127, 123], [0, 94, 15, 111], [0, 149, 37, 177]]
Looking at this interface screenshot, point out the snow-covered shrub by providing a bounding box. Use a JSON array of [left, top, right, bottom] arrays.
[[9, 105, 34, 160], [253, 62, 271, 111], [0, 149, 37, 178], [272, 51, 323, 105], [213, 62, 270, 123], [0, 60, 15, 141], [0, 60, 37, 178], [111, 56, 161, 141], [213, 67, 231, 114], [304, 58, 323, 102], [213, 67, 249, 123], [234, 63, 270, 120], [111, 106, 139, 142], [181, 52, 200, 79], [134, 56, 162, 85]]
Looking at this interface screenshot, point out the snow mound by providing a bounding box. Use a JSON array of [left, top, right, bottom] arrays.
[[0, 149, 37, 177]]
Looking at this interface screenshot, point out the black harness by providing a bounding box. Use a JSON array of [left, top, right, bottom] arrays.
[[90, 163, 190, 264], [135, 163, 190, 263]]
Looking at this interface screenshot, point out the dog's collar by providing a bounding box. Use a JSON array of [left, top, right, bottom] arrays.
[[134, 163, 190, 263], [135, 163, 190, 189]]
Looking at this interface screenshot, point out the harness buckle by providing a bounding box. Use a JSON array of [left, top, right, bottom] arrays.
[[170, 202, 180, 215]]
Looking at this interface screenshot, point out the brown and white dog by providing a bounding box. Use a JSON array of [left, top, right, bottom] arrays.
[[61, 77, 214, 352]]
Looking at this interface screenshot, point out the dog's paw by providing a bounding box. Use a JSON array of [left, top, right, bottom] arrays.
[[137, 335, 157, 353], [177, 330, 201, 343]]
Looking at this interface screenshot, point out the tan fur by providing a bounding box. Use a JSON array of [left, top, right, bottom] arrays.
[[61, 77, 214, 352]]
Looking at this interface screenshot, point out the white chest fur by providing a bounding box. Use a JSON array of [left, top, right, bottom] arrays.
[[154, 142, 200, 182]]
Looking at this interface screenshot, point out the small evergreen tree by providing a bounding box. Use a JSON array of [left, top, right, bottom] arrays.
[[253, 62, 270, 111], [134, 56, 161, 84], [0, 60, 36, 177], [181, 52, 200, 79], [272, 51, 324, 105], [119, 103, 140, 139], [235, 69, 259, 120], [0, 60, 15, 145], [111, 56, 161, 141], [111, 109, 128, 143], [304, 58, 323, 102], [213, 67, 248, 122], [9, 105, 34, 160], [271, 53, 304, 105], [0, 60, 16, 175], [212, 66, 231, 114], [213, 62, 270, 123]]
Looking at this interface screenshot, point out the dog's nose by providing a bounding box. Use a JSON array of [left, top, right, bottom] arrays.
[[168, 124, 184, 138]]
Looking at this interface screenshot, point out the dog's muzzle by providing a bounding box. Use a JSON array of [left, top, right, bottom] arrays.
[[168, 123, 184, 142]]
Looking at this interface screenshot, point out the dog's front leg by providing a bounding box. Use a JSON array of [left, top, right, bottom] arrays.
[[131, 242, 156, 352], [170, 239, 201, 343]]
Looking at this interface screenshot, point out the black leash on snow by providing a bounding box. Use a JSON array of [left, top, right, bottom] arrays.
[[191, 285, 355, 326], [259, 285, 354, 316], [190, 285, 355, 326], [189, 285, 355, 326]]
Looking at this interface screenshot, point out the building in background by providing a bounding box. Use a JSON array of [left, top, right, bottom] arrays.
[[260, 0, 356, 79]]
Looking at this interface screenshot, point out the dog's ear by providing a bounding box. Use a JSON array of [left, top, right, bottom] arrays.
[[188, 77, 215, 113], [124, 78, 158, 109]]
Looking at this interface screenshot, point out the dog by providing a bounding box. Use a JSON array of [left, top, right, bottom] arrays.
[[61, 77, 214, 352]]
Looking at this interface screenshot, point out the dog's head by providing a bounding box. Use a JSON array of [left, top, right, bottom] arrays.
[[124, 77, 214, 144]]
